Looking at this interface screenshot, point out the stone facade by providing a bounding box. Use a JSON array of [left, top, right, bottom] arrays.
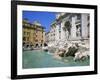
[[46, 13, 90, 47]]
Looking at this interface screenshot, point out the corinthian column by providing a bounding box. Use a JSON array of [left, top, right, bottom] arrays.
[[81, 14, 88, 39], [61, 21, 66, 40], [71, 16, 77, 39]]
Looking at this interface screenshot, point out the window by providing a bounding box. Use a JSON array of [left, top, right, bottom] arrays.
[[23, 37, 26, 41], [35, 39, 38, 42], [24, 32, 26, 35], [27, 32, 30, 35], [41, 40, 43, 43], [42, 35, 43, 38], [36, 35, 37, 37], [27, 37, 29, 41]]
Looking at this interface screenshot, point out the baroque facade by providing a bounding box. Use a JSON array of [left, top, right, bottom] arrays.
[[23, 19, 45, 48], [46, 13, 90, 47]]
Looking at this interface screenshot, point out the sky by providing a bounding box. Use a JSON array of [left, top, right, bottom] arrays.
[[23, 11, 57, 32]]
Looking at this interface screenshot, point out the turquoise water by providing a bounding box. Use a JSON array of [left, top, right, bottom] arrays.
[[23, 50, 89, 69]]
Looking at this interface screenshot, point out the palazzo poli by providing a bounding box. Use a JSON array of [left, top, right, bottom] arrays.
[[46, 13, 90, 49]]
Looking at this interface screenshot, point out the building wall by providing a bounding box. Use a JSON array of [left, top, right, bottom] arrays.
[[23, 20, 45, 47], [45, 32, 49, 43], [35, 28, 44, 46], [23, 26, 35, 46], [46, 13, 90, 46], [81, 14, 89, 39]]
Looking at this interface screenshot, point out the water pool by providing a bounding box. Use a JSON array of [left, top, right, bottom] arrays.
[[23, 50, 89, 69]]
